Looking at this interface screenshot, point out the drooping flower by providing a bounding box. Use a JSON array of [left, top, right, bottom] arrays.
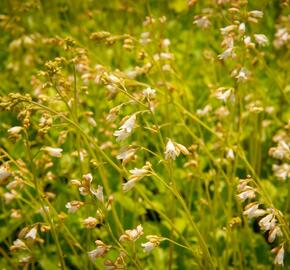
[[165, 139, 189, 160], [269, 141, 289, 160], [237, 189, 256, 202], [65, 201, 84, 213], [10, 239, 28, 251], [113, 114, 136, 142], [272, 163, 290, 181], [196, 104, 212, 116], [254, 34, 269, 46], [235, 68, 249, 82], [116, 146, 136, 165], [142, 87, 156, 99], [259, 213, 276, 231], [268, 226, 282, 243], [25, 226, 37, 240], [272, 245, 284, 266], [193, 16, 211, 29], [122, 179, 138, 192], [165, 139, 179, 160], [248, 10, 263, 19], [237, 178, 256, 202], [238, 23, 246, 34], [129, 162, 151, 181], [141, 235, 163, 253], [119, 224, 143, 242], [244, 36, 255, 48], [122, 162, 151, 192], [220, 25, 237, 35], [218, 47, 235, 60], [0, 166, 11, 183], [91, 185, 104, 202], [88, 240, 111, 260], [8, 126, 23, 140], [43, 147, 63, 158], [79, 173, 93, 196], [243, 203, 266, 219], [214, 88, 233, 102], [83, 217, 98, 229], [226, 148, 235, 160], [141, 241, 156, 253]]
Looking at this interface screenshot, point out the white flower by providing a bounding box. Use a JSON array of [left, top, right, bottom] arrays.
[[259, 213, 276, 231], [8, 126, 22, 135], [272, 163, 290, 181], [0, 166, 11, 183], [226, 148, 235, 160], [220, 25, 237, 35], [254, 34, 269, 46], [243, 203, 266, 219], [129, 168, 148, 177], [10, 239, 27, 251], [274, 28, 289, 48], [122, 162, 151, 192], [113, 129, 128, 142], [139, 32, 151, 45], [235, 68, 249, 82], [140, 32, 150, 39], [162, 38, 171, 48], [83, 173, 93, 182], [193, 16, 211, 29], [160, 52, 173, 60], [83, 217, 98, 229], [273, 245, 284, 266], [239, 23, 246, 34], [119, 224, 143, 242], [221, 36, 234, 49], [165, 139, 179, 160], [88, 117, 97, 127], [88, 240, 111, 260], [43, 147, 63, 158], [91, 185, 104, 202], [237, 178, 253, 192], [218, 47, 235, 60], [143, 87, 156, 99], [4, 190, 18, 204], [116, 146, 136, 165], [215, 88, 233, 102], [65, 201, 84, 213], [108, 74, 120, 84], [25, 226, 37, 240], [113, 114, 136, 142], [122, 179, 138, 192], [268, 226, 282, 243], [237, 189, 256, 202], [248, 10, 263, 19], [196, 105, 212, 116], [164, 139, 189, 160], [269, 141, 289, 160], [141, 241, 156, 253], [244, 36, 255, 48], [141, 235, 162, 252], [19, 256, 32, 264]]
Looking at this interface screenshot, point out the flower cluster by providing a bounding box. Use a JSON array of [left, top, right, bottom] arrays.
[[237, 177, 285, 266], [269, 128, 290, 181]]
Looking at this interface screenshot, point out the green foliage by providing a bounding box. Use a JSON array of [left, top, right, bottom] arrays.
[[0, 0, 289, 269]]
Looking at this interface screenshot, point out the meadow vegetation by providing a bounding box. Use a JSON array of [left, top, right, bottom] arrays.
[[0, 0, 289, 269]]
